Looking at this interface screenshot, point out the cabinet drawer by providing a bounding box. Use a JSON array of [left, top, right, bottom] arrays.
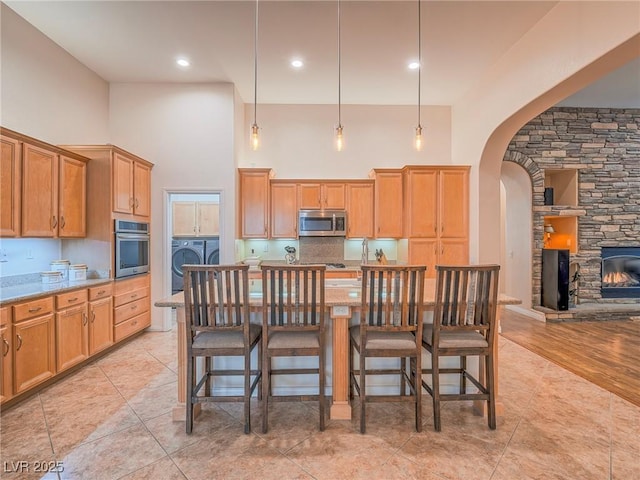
[[114, 275, 149, 296], [114, 297, 149, 324], [89, 283, 113, 301], [56, 289, 88, 309], [114, 311, 150, 342], [1, 307, 10, 327], [13, 297, 55, 322], [113, 287, 149, 308]]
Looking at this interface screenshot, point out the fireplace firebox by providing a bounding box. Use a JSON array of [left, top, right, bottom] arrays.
[[601, 247, 640, 298]]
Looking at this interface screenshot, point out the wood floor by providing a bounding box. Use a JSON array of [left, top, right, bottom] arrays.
[[500, 309, 640, 408]]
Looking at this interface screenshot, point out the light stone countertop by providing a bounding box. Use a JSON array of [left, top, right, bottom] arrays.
[[0, 278, 113, 306], [156, 279, 522, 309]]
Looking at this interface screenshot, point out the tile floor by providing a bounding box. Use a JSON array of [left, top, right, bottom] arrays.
[[1, 325, 639, 480]]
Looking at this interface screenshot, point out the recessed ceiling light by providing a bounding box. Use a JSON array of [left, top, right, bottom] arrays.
[[176, 58, 190, 68], [408, 61, 420, 70], [291, 59, 304, 69]]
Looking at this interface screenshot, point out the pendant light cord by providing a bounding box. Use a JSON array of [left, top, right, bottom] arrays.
[[338, 0, 342, 127], [417, 0, 421, 127], [253, 0, 259, 126]]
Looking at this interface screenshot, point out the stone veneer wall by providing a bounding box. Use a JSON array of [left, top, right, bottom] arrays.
[[504, 107, 640, 305]]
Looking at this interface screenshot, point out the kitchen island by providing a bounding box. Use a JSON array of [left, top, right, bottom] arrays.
[[155, 278, 521, 422]]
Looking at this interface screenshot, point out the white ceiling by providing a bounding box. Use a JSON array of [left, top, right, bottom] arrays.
[[5, 0, 640, 107]]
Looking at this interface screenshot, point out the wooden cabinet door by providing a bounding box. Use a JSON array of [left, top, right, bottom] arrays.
[[439, 169, 468, 239], [89, 297, 113, 355], [271, 183, 298, 238], [373, 170, 403, 238], [21, 143, 58, 237], [346, 183, 374, 238], [409, 238, 438, 278], [113, 153, 134, 214], [298, 183, 322, 209], [133, 161, 151, 218], [439, 239, 469, 267], [405, 168, 437, 238], [13, 314, 56, 394], [239, 169, 270, 238], [55, 305, 89, 372], [324, 183, 346, 209], [172, 202, 197, 236], [1, 136, 21, 237], [1, 308, 12, 403], [58, 155, 87, 238], [198, 202, 220, 236]]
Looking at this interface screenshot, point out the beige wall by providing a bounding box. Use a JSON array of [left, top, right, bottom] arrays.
[[0, 4, 109, 143], [109, 83, 237, 329], [452, 1, 640, 265], [241, 104, 452, 177]]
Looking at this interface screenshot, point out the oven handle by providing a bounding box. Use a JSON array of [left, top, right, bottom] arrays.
[[116, 233, 150, 240]]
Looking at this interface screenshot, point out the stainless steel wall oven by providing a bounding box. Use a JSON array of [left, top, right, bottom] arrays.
[[114, 220, 150, 278]]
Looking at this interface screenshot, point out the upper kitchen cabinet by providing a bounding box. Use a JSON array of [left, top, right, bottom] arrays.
[[298, 182, 346, 210], [113, 151, 151, 219], [238, 168, 271, 238], [1, 135, 21, 237], [172, 201, 220, 237], [346, 182, 374, 239], [0, 128, 89, 239], [59, 145, 154, 231], [270, 181, 298, 238], [404, 167, 438, 238], [370, 169, 403, 238]]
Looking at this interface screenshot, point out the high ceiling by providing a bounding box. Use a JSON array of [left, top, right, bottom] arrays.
[[5, 1, 640, 107]]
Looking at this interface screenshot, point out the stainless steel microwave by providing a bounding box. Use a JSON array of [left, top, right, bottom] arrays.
[[114, 220, 150, 278], [298, 210, 347, 237]]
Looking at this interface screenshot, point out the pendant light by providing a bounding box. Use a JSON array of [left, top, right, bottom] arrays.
[[414, 0, 423, 151], [335, 0, 344, 152], [250, 0, 260, 151]]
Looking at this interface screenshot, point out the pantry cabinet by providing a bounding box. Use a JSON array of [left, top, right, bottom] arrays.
[[55, 290, 89, 372], [172, 201, 220, 237], [0, 135, 21, 237], [346, 182, 374, 238], [270, 182, 298, 238], [21, 143, 58, 237], [239, 168, 271, 238], [404, 166, 469, 277], [298, 182, 345, 210], [12, 297, 56, 395], [1, 307, 12, 403]]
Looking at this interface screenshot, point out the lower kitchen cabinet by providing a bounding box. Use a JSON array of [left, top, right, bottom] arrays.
[[13, 313, 56, 395], [113, 275, 150, 342], [55, 289, 89, 372], [1, 307, 12, 402], [409, 238, 469, 278], [89, 285, 113, 355]]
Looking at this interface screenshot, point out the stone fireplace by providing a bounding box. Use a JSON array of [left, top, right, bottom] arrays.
[[601, 247, 640, 298], [504, 106, 640, 319]]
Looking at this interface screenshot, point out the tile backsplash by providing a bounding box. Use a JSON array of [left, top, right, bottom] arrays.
[[299, 237, 344, 263]]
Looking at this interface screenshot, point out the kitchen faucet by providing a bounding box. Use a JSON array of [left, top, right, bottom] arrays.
[[361, 237, 369, 265]]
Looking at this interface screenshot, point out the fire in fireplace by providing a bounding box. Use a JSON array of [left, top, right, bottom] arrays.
[[601, 247, 640, 298]]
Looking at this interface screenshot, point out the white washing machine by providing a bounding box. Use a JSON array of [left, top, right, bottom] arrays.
[[171, 239, 206, 293]]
